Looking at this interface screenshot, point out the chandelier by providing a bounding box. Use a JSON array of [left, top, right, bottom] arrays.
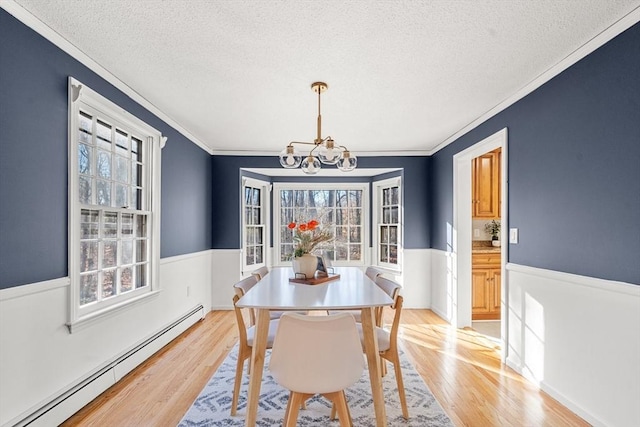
[[279, 82, 357, 174]]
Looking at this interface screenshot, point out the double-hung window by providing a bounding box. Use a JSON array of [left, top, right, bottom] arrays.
[[374, 177, 402, 270], [242, 177, 269, 274], [68, 78, 163, 330], [274, 183, 368, 266]]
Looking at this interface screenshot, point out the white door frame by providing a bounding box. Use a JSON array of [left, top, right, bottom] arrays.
[[452, 128, 508, 361]]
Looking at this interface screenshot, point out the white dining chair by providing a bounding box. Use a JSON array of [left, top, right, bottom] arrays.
[[269, 312, 365, 427], [231, 294, 280, 416]]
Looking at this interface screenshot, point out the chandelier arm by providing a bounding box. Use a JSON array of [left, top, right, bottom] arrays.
[[289, 141, 317, 147]]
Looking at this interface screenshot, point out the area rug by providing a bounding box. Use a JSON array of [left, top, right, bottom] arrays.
[[178, 344, 454, 426]]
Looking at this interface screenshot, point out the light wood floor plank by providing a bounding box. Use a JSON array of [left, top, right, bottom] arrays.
[[62, 309, 588, 426]]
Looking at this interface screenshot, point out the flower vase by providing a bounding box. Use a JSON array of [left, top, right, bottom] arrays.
[[292, 253, 317, 279]]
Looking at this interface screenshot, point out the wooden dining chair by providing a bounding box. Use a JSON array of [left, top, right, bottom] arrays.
[[251, 266, 270, 281], [269, 313, 365, 427], [233, 275, 259, 326], [373, 276, 402, 328], [231, 294, 280, 416]]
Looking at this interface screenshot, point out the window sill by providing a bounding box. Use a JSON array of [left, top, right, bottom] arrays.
[[66, 290, 161, 333]]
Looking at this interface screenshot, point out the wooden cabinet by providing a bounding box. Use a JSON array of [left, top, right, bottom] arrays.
[[472, 148, 501, 218], [472, 252, 501, 320]]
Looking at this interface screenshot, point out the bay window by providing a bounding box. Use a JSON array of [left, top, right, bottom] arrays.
[[274, 183, 368, 266]]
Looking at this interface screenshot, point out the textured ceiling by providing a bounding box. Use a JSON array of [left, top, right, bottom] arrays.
[[8, 0, 640, 155]]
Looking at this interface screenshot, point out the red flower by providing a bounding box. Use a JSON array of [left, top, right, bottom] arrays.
[[287, 222, 296, 229], [298, 223, 308, 232], [307, 220, 319, 230]]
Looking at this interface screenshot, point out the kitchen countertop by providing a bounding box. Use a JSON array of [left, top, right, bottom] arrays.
[[472, 241, 502, 253]]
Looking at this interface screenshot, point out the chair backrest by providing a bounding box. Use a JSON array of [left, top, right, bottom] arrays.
[[374, 276, 401, 303], [234, 275, 258, 296], [365, 266, 384, 281], [233, 275, 258, 326], [251, 266, 270, 281], [270, 313, 364, 394]]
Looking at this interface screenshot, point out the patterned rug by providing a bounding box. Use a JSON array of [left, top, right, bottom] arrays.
[[178, 344, 454, 426]]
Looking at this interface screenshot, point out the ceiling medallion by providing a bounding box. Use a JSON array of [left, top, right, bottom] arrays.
[[279, 82, 357, 174]]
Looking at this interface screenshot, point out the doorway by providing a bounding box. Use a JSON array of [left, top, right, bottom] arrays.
[[453, 128, 508, 361]]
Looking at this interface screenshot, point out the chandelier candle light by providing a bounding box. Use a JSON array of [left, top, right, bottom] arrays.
[[279, 82, 357, 174]]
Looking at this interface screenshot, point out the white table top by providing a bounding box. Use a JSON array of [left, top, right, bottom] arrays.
[[236, 266, 393, 310]]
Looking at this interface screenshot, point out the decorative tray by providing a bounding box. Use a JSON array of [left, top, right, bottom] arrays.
[[289, 274, 341, 285]]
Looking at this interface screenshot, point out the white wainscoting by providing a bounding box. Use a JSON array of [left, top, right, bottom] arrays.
[[382, 249, 432, 309], [429, 248, 640, 427], [0, 250, 213, 427], [505, 264, 640, 427], [429, 249, 456, 323], [210, 249, 243, 309]]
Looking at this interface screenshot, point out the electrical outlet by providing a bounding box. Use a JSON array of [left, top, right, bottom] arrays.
[[473, 229, 480, 237], [509, 228, 519, 244]]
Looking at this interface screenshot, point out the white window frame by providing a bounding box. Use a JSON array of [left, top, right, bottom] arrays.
[[373, 176, 402, 272], [241, 177, 270, 275], [273, 182, 369, 267], [67, 77, 164, 332]]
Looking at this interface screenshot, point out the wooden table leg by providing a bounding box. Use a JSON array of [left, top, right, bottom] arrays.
[[361, 306, 387, 427], [244, 308, 270, 427]]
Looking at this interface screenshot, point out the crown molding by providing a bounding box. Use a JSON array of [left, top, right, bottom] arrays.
[[0, 0, 214, 155], [430, 5, 640, 155], [209, 149, 431, 157]]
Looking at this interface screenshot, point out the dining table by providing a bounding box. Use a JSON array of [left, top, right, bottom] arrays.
[[236, 266, 394, 427]]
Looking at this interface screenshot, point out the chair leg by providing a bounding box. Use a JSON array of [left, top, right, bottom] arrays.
[[283, 391, 293, 424], [285, 392, 303, 427], [391, 354, 409, 419], [380, 355, 387, 377], [323, 391, 351, 427], [231, 353, 247, 416]]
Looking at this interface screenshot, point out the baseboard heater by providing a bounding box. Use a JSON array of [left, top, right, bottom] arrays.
[[7, 305, 205, 427]]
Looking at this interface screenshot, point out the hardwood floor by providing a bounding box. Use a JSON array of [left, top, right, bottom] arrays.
[[62, 309, 589, 426]]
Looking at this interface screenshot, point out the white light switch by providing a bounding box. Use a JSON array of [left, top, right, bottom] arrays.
[[509, 228, 519, 244]]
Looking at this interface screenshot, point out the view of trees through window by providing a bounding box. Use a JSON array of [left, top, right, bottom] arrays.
[[77, 109, 149, 306], [279, 189, 363, 263], [244, 185, 264, 267], [379, 185, 399, 265]]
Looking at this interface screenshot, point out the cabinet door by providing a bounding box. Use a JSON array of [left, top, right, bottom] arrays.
[[472, 149, 500, 218], [472, 269, 492, 316]]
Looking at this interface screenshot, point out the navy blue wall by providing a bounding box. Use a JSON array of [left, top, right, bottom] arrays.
[[0, 10, 212, 289], [212, 156, 430, 250], [431, 23, 640, 284]]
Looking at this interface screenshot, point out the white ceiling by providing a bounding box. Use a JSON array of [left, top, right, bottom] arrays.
[[7, 0, 640, 156]]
